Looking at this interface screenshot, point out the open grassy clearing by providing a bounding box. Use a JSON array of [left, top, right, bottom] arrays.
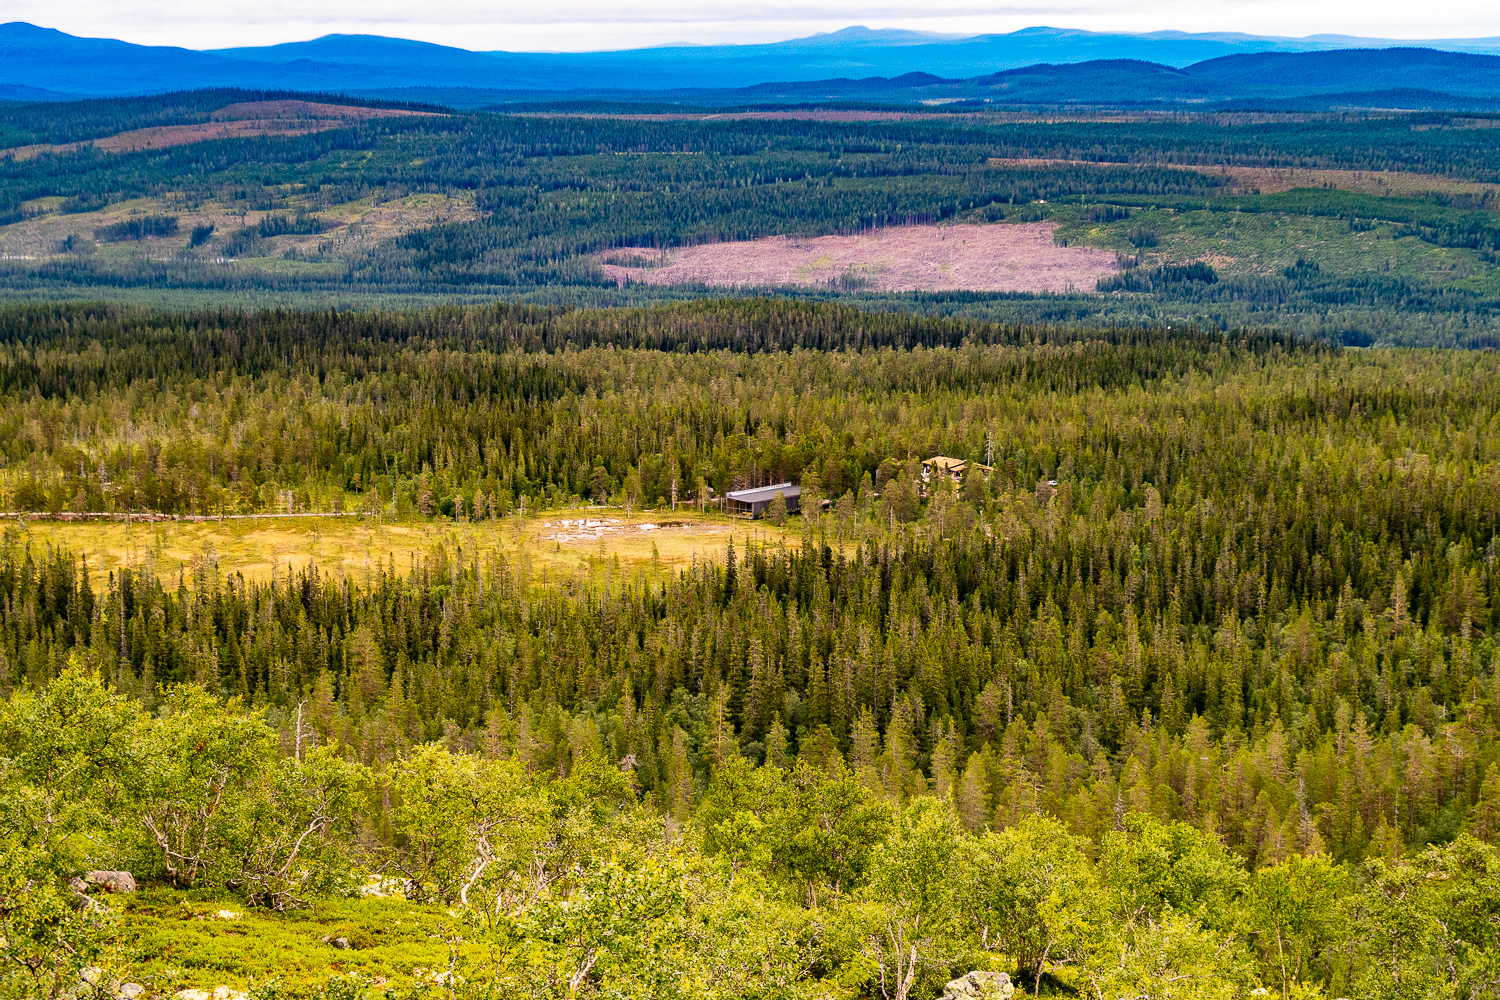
[[1199, 163, 1500, 199], [0, 190, 477, 265], [10, 510, 795, 588], [1049, 204, 1496, 281], [988, 157, 1500, 199], [108, 887, 477, 998]]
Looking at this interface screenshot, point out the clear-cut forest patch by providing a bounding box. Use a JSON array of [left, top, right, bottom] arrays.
[[0, 190, 477, 264], [1, 101, 439, 160], [599, 222, 1120, 293]]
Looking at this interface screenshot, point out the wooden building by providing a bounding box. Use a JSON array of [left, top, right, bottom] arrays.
[[726, 482, 801, 518], [922, 456, 993, 484]]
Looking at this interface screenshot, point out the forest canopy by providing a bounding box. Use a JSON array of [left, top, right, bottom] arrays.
[[2, 301, 1500, 999]]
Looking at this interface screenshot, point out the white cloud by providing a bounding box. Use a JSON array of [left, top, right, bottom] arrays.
[[9, 0, 1500, 51]]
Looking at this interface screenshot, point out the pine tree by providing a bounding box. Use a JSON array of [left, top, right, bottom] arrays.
[[767, 492, 788, 526], [956, 751, 991, 832], [765, 716, 790, 769], [806, 650, 829, 729], [850, 707, 882, 798], [1366, 813, 1403, 863], [665, 727, 694, 821], [1469, 765, 1500, 843], [709, 681, 736, 771], [930, 719, 958, 802], [799, 468, 822, 528]]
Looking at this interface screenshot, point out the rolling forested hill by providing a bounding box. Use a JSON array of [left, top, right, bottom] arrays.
[[0, 90, 1498, 345]]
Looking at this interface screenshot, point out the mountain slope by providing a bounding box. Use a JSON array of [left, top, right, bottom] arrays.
[[713, 51, 1500, 107], [212, 34, 515, 71], [1186, 47, 1500, 94], [0, 22, 268, 93], [972, 59, 1223, 102], [6, 22, 1500, 104]]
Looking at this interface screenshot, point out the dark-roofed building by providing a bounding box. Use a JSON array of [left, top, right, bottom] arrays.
[[726, 482, 801, 519]]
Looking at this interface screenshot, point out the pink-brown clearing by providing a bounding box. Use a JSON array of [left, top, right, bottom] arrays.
[[599, 223, 1118, 293]]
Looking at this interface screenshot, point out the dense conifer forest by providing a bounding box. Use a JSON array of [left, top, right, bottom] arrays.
[[3, 301, 1500, 999]]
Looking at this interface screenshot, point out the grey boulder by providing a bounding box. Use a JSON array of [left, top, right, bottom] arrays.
[[943, 971, 1015, 1000], [84, 871, 137, 893]]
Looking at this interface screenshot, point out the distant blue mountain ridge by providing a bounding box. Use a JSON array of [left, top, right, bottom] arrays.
[[5, 21, 1500, 104]]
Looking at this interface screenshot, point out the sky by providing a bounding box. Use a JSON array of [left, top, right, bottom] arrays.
[[9, 0, 1500, 52]]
